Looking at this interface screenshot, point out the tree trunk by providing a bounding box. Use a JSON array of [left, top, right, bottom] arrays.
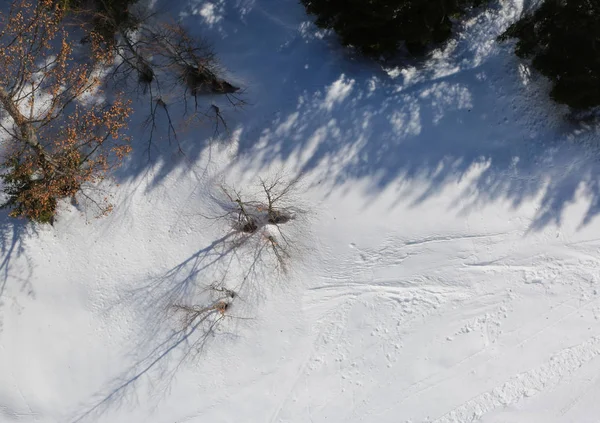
[[0, 86, 51, 164]]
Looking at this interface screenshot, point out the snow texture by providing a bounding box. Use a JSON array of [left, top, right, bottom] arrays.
[[3, 0, 600, 422]]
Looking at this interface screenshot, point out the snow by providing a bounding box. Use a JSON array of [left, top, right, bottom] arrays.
[[3, 0, 600, 422]]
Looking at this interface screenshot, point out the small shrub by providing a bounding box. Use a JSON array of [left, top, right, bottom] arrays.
[[103, 19, 242, 149], [1, 160, 59, 224], [499, 0, 600, 110], [219, 179, 299, 238], [145, 23, 240, 98], [208, 176, 304, 275], [301, 0, 486, 58], [58, 0, 140, 46]]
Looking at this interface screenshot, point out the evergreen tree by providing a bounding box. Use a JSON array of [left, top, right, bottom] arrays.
[[500, 0, 600, 110], [301, 0, 485, 58]]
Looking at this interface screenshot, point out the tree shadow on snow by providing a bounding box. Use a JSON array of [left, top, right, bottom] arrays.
[[72, 194, 293, 421], [0, 211, 34, 332], [107, 0, 600, 232], [71, 232, 255, 422]]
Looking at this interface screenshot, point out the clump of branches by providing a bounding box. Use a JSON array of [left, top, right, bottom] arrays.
[[59, 0, 241, 101], [210, 176, 304, 275], [72, 1, 242, 151], [160, 175, 304, 366], [56, 0, 140, 47], [72, 282, 239, 422], [171, 285, 236, 333], [161, 176, 305, 367], [0, 0, 132, 223], [137, 22, 242, 150], [148, 23, 239, 98]]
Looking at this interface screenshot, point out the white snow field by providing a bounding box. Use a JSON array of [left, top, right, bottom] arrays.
[[4, 0, 600, 422]]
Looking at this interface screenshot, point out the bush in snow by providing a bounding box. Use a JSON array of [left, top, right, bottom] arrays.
[[499, 0, 600, 111], [0, 0, 132, 223], [209, 176, 305, 275], [56, 0, 140, 47], [172, 286, 236, 336], [80, 1, 242, 149], [300, 0, 486, 58]]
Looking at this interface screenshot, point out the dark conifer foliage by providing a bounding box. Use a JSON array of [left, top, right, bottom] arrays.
[[500, 0, 600, 110], [301, 0, 485, 58]]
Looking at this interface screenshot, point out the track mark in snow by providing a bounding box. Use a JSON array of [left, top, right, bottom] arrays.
[[306, 282, 465, 330], [324, 232, 518, 291], [0, 403, 37, 421], [508, 297, 600, 352], [386, 295, 597, 419], [432, 336, 600, 423], [453, 294, 513, 345], [310, 279, 457, 293], [559, 371, 600, 417], [0, 405, 17, 420], [402, 232, 514, 248], [462, 263, 532, 272]]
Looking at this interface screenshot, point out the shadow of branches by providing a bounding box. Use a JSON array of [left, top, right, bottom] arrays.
[[72, 173, 307, 421], [71, 231, 241, 422]]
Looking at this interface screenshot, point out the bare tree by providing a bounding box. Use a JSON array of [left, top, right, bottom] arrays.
[[208, 175, 305, 277], [0, 0, 131, 223], [172, 285, 236, 331]]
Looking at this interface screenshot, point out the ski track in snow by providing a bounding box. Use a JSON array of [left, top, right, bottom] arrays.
[[432, 336, 600, 423], [299, 229, 600, 422]]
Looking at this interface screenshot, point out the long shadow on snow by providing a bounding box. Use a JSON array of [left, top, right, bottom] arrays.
[[0, 211, 34, 332], [72, 232, 247, 422], [109, 0, 600, 232]]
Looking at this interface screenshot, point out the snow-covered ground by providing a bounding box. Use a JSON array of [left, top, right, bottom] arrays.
[[3, 0, 600, 422]]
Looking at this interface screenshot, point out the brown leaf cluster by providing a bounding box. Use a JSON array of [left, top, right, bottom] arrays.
[[0, 0, 132, 222]]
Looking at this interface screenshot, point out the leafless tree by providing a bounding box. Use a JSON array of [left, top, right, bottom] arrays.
[[208, 175, 305, 277]]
